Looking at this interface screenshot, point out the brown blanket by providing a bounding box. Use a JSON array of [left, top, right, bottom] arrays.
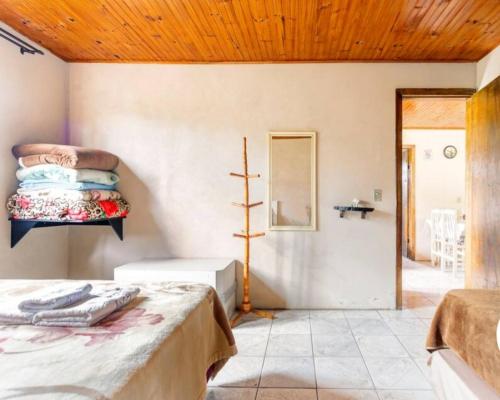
[[426, 289, 500, 393], [12, 143, 119, 170]]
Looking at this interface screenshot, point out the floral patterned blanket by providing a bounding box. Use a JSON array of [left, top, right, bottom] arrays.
[[6, 195, 130, 221], [0, 280, 236, 400]]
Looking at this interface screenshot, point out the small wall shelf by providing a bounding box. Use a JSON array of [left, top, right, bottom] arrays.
[[10, 217, 125, 248], [334, 206, 375, 219]]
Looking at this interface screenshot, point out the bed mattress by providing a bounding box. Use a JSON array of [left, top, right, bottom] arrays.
[[0, 280, 236, 400], [430, 350, 500, 400]]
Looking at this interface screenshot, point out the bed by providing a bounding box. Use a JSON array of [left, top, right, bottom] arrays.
[[426, 289, 500, 400], [0, 280, 237, 400]]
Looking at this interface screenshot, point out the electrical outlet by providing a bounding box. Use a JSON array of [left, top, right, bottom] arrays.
[[374, 189, 382, 202]]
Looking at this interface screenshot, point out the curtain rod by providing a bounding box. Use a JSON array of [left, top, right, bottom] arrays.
[[0, 27, 43, 55]]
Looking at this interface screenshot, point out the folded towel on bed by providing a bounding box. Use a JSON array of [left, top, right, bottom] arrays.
[[32, 287, 140, 327], [12, 143, 119, 171], [0, 304, 33, 325], [16, 165, 120, 186], [16, 188, 122, 201], [19, 282, 93, 312]]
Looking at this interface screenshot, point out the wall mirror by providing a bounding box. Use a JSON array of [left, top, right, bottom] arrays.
[[268, 131, 316, 231]]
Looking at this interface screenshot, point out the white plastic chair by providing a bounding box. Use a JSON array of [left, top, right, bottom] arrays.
[[430, 210, 444, 267], [437, 209, 465, 277]]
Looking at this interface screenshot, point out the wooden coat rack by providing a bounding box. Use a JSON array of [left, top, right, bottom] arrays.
[[230, 137, 273, 327]]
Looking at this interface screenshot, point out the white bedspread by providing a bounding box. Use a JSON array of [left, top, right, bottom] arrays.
[[0, 280, 236, 400]]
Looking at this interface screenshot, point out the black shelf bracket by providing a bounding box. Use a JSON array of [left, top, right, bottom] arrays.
[[10, 217, 125, 248], [334, 206, 375, 219]]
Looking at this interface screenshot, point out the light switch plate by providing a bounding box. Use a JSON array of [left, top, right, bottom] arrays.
[[374, 189, 382, 202]]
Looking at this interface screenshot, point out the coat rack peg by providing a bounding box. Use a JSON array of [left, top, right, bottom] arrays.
[[229, 172, 261, 179], [248, 232, 265, 238], [231, 201, 264, 209]]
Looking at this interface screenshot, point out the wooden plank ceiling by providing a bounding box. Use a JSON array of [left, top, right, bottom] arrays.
[[403, 98, 466, 129], [0, 0, 499, 63]]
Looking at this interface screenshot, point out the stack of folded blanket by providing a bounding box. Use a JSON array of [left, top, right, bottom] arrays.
[[6, 144, 130, 221], [0, 282, 139, 327]]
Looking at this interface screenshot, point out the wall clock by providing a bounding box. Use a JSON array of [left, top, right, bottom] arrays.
[[443, 145, 457, 159]]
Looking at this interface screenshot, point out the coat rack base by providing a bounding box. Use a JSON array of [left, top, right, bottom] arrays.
[[230, 307, 274, 328]]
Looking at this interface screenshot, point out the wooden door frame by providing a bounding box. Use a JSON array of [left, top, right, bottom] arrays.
[[395, 88, 475, 309], [402, 144, 416, 260]]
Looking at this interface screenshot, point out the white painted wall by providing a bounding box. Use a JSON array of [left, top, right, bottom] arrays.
[[68, 63, 475, 308], [476, 46, 500, 90], [403, 130, 466, 261], [0, 23, 68, 278]]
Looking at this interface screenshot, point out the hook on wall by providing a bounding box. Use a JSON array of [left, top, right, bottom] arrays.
[[0, 27, 44, 56]]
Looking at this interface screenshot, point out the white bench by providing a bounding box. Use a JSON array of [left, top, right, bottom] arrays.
[[114, 258, 236, 318]]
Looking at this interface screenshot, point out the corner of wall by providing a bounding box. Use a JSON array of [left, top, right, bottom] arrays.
[[63, 60, 71, 146], [0, 22, 71, 279], [476, 46, 500, 90]]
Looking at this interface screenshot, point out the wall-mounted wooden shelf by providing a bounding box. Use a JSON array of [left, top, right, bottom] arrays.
[[334, 206, 375, 219], [10, 217, 125, 248]]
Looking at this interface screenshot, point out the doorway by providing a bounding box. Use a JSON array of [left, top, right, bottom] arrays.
[[395, 89, 475, 309], [402, 145, 415, 260]]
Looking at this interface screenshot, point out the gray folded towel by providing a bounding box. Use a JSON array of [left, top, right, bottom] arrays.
[[32, 286, 140, 327], [18, 282, 92, 312]]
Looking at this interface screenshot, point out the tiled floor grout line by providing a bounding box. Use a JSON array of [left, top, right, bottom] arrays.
[[255, 312, 274, 398], [307, 311, 320, 400], [348, 316, 380, 399], [389, 330, 431, 390], [409, 356, 433, 386], [374, 319, 430, 390]]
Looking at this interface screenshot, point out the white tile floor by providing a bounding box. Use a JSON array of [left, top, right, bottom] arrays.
[[207, 258, 463, 400]]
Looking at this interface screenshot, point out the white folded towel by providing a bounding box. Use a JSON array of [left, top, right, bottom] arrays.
[[32, 286, 140, 327], [18, 282, 92, 312], [0, 303, 34, 325]]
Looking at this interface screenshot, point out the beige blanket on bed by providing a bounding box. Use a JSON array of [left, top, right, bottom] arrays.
[[426, 289, 500, 394], [0, 280, 236, 400]]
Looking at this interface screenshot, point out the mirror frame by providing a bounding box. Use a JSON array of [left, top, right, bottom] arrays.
[[267, 131, 317, 231]]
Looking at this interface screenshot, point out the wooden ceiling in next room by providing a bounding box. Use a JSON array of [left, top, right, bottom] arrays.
[[0, 0, 499, 63], [403, 98, 466, 130]]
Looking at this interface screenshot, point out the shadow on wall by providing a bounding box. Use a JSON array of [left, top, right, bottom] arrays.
[[274, 232, 312, 308], [235, 260, 285, 309], [234, 232, 317, 309], [69, 162, 169, 279], [118, 162, 163, 238]]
